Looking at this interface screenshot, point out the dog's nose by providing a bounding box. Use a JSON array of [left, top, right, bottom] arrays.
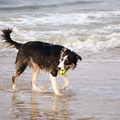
[[58, 67, 61, 70]]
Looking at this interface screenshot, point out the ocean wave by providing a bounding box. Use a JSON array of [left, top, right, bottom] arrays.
[[0, 10, 120, 28], [0, 10, 120, 51], [0, 0, 119, 14], [0, 28, 120, 52]]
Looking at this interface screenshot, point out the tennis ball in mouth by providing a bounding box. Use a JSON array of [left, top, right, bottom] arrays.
[[59, 69, 66, 75]]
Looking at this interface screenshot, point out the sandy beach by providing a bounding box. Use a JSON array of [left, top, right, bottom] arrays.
[[0, 0, 120, 119], [0, 49, 120, 120]]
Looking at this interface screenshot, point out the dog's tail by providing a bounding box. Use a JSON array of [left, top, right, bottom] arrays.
[[1, 28, 22, 49]]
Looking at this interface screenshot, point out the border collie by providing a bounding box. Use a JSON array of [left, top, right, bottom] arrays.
[[1, 29, 82, 96]]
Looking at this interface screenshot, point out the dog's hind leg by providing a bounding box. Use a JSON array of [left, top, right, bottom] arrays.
[[12, 64, 27, 89], [58, 74, 69, 91], [29, 60, 40, 91], [12, 72, 19, 89]]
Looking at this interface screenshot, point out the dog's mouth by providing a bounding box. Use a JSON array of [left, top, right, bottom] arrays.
[[65, 67, 70, 71], [57, 66, 70, 72]]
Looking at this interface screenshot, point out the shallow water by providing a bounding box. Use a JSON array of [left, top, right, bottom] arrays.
[[0, 51, 120, 119], [0, 0, 120, 119]]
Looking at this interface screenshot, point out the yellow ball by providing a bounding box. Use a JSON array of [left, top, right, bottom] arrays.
[[59, 69, 66, 75]]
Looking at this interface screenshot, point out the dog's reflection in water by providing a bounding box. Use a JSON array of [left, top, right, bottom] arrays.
[[12, 92, 71, 119]]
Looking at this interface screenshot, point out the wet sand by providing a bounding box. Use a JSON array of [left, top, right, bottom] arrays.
[[0, 50, 120, 120]]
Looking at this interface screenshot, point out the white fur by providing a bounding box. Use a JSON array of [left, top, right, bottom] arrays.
[[32, 84, 41, 92], [50, 73, 63, 96], [58, 55, 68, 70], [58, 74, 69, 91], [12, 84, 16, 90]]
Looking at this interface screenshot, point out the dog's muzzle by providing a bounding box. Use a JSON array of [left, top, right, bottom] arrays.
[[57, 66, 70, 71]]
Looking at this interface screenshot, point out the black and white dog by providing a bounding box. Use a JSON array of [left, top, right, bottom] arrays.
[[2, 29, 82, 95]]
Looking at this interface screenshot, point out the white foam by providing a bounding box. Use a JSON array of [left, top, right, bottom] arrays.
[[0, 11, 120, 51], [32, 84, 49, 93], [14, 13, 100, 26], [20, 11, 120, 26], [0, 11, 120, 27], [1, 28, 120, 51]]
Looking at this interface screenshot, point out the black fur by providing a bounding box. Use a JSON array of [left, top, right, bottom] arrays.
[[1, 28, 82, 79], [16, 41, 64, 76], [2, 29, 22, 49]]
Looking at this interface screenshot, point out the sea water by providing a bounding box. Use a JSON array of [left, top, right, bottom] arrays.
[[0, 0, 120, 119], [0, 0, 120, 52]]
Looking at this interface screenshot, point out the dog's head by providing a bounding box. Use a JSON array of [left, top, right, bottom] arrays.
[[58, 48, 82, 71]]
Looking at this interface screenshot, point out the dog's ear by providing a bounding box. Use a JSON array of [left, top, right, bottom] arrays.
[[76, 54, 82, 61], [62, 48, 70, 53]]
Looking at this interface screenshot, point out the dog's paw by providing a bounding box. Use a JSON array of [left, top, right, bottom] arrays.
[[32, 85, 42, 92], [58, 86, 64, 91], [12, 85, 18, 90], [32, 85, 48, 92], [55, 93, 64, 96], [58, 87, 62, 91]]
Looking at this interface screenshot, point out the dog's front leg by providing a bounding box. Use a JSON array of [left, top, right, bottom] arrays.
[[58, 74, 69, 91], [50, 73, 63, 96]]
